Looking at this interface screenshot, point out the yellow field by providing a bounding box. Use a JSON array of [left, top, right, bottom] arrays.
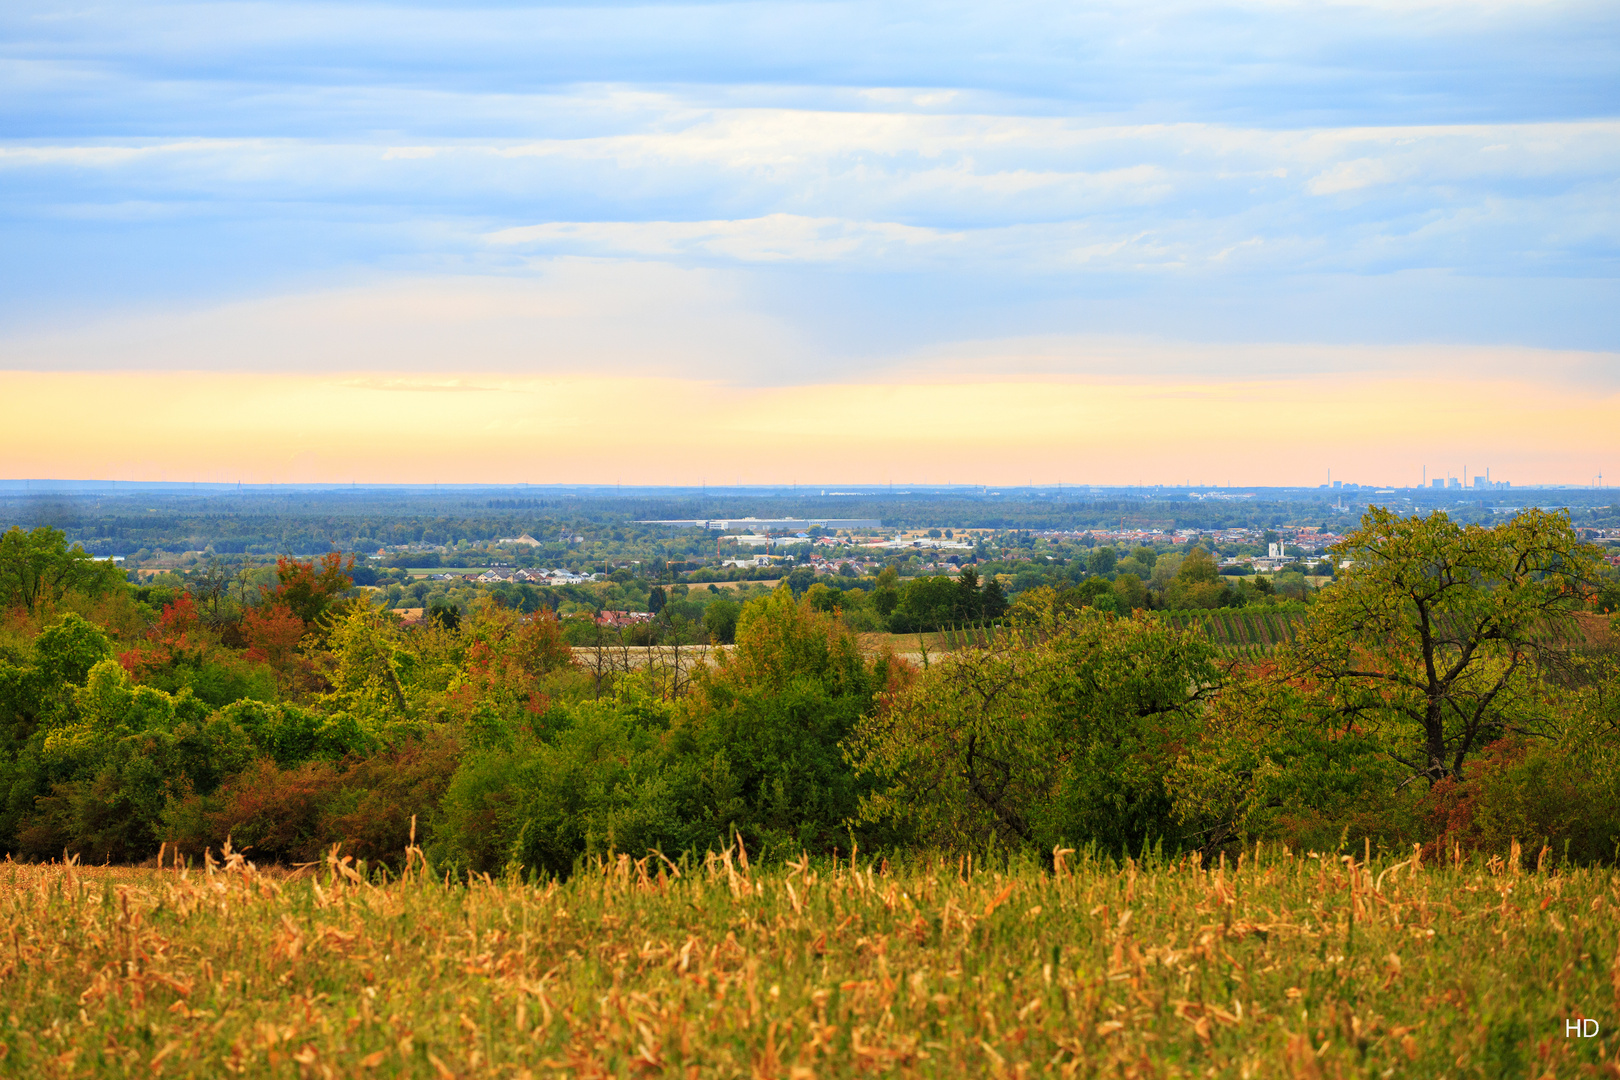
[[2, 844, 1615, 1077]]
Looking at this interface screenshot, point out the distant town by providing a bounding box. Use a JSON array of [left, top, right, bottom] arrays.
[[4, 482, 1614, 634]]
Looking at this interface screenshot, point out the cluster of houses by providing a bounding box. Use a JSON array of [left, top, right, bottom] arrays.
[[856, 535, 975, 552], [719, 554, 775, 569], [473, 567, 598, 586], [592, 610, 654, 627]]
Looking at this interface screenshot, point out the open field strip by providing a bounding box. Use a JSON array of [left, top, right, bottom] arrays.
[[402, 569, 495, 580], [1, 846, 1616, 1078]]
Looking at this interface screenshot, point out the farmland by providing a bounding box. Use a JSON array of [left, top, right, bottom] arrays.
[[2, 844, 1615, 1078]]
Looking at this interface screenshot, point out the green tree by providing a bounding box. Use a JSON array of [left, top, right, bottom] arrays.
[[704, 598, 741, 645], [34, 613, 115, 689], [852, 604, 1219, 855], [1166, 666, 1408, 856], [1067, 577, 1114, 610], [1087, 546, 1118, 576], [1166, 548, 1227, 608], [428, 600, 461, 631], [954, 566, 983, 623], [1113, 572, 1148, 612], [325, 605, 412, 722], [677, 590, 899, 855], [981, 577, 1008, 620], [803, 583, 842, 614], [1291, 507, 1602, 784], [0, 527, 121, 613], [872, 565, 900, 619], [888, 576, 958, 633], [784, 567, 815, 598]]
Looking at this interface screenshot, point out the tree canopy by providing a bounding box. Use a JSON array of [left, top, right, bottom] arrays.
[[1293, 507, 1600, 783], [0, 527, 121, 614]]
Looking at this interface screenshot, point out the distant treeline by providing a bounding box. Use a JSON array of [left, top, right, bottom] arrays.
[[9, 489, 1614, 557]]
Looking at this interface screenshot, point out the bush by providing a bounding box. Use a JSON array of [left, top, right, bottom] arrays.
[[19, 768, 158, 863], [429, 594, 900, 877], [137, 655, 277, 709], [16, 710, 252, 864], [165, 732, 461, 868], [1167, 663, 1421, 857], [218, 699, 375, 766], [1420, 728, 1620, 865], [431, 694, 681, 879], [166, 757, 338, 864]]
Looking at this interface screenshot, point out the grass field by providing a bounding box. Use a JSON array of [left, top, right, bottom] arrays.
[[2, 843, 1615, 1078]]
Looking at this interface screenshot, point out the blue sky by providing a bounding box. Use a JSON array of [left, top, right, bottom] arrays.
[[1, 1, 1616, 484]]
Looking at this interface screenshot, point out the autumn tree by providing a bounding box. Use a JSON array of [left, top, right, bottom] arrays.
[[264, 552, 355, 625], [234, 553, 358, 687], [242, 603, 307, 674], [449, 598, 575, 728]]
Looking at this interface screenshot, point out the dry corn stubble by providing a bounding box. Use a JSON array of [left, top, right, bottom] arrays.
[[0, 842, 1616, 1078]]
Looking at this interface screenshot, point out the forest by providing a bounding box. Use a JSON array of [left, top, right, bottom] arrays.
[[1, 505, 1617, 876]]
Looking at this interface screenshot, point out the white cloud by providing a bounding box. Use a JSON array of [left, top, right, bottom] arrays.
[[1308, 157, 1395, 195], [7, 113, 1612, 230], [485, 215, 962, 263], [381, 146, 442, 161]]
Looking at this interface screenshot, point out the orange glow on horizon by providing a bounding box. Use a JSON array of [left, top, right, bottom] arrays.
[[1, 369, 1613, 487]]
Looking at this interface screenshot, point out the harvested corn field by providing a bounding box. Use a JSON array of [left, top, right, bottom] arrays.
[[2, 843, 1616, 1078]]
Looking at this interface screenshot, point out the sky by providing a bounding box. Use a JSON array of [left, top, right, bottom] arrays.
[[1, 0, 1616, 487]]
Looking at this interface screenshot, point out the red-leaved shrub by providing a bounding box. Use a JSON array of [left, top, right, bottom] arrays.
[[164, 731, 461, 869]]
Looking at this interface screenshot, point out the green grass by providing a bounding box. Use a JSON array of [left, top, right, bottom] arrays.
[[2, 844, 1616, 1077]]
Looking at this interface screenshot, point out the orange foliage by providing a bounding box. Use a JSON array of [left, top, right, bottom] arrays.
[[1417, 737, 1530, 858], [262, 552, 354, 625], [165, 735, 461, 866], [119, 592, 206, 679], [157, 590, 200, 639], [448, 602, 574, 724], [242, 602, 306, 671]]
